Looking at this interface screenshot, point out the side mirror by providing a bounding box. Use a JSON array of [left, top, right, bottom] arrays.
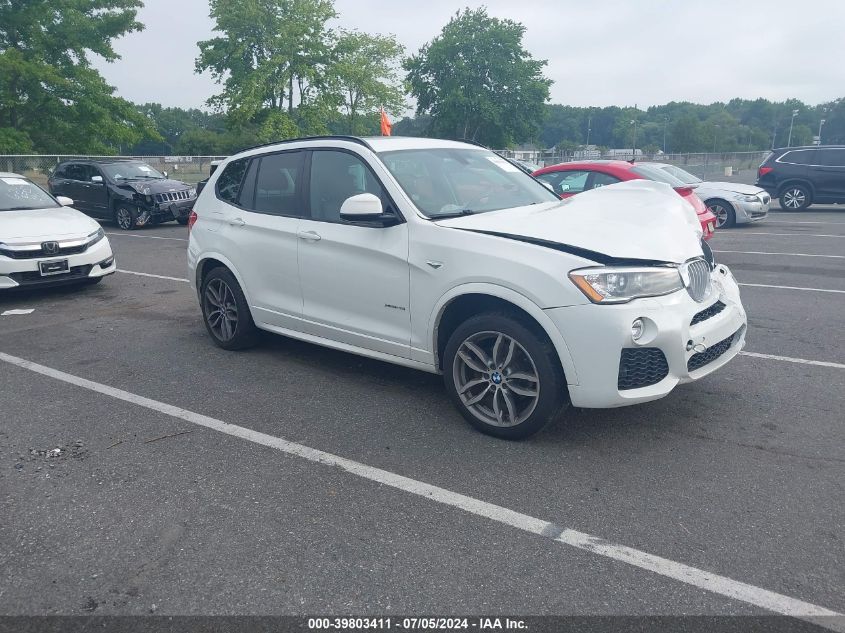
[[163, 171, 169, 178], [56, 196, 74, 207], [340, 193, 383, 220], [91, 176, 104, 184]]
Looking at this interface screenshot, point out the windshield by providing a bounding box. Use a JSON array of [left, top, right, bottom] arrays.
[[631, 163, 687, 187], [379, 148, 559, 218], [101, 162, 165, 180], [0, 176, 60, 212], [659, 165, 702, 184]]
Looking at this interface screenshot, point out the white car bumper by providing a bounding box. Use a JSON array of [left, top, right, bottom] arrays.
[[0, 237, 115, 290], [734, 195, 770, 224], [548, 264, 747, 408]]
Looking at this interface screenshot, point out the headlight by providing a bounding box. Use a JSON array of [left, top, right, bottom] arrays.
[[188, 188, 197, 198], [87, 228, 105, 246], [735, 194, 760, 203], [569, 266, 683, 304]]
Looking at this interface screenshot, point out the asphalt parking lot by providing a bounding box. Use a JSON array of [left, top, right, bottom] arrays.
[[1, 203, 843, 622]]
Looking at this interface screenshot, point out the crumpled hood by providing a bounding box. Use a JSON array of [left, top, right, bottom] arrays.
[[1, 206, 100, 242], [118, 178, 192, 196], [435, 180, 704, 264], [700, 181, 766, 196]]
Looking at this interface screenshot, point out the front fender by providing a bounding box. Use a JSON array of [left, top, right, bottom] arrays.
[[428, 282, 580, 386]]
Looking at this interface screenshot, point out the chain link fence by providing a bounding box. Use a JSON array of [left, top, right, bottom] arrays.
[[496, 150, 771, 182], [0, 155, 227, 187], [1, 150, 772, 188]]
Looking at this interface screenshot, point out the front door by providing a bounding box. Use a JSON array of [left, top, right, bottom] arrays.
[[297, 149, 411, 359]]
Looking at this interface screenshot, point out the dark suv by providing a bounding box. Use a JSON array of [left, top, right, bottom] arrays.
[[756, 146, 845, 210], [48, 159, 197, 229]]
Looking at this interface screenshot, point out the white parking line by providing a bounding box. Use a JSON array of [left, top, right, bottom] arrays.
[[116, 269, 189, 283], [717, 232, 843, 238], [739, 351, 845, 370], [0, 351, 842, 624], [714, 250, 845, 259], [765, 220, 845, 226], [105, 232, 187, 242], [739, 283, 845, 294]]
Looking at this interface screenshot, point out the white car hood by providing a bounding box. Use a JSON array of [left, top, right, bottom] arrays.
[[0, 206, 100, 243], [436, 180, 703, 264], [699, 181, 765, 196]]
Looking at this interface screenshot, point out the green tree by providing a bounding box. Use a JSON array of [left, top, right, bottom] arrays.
[[196, 0, 337, 123], [405, 8, 552, 146], [670, 115, 705, 153], [332, 30, 405, 134], [0, 0, 158, 153]]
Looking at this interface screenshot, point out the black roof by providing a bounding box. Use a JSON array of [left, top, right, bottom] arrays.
[[772, 145, 845, 152]]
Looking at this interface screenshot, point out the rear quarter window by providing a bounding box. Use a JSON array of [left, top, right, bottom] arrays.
[[215, 158, 249, 205], [779, 149, 821, 166]]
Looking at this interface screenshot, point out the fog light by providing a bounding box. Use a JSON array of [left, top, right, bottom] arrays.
[[631, 318, 645, 341], [99, 257, 114, 269]]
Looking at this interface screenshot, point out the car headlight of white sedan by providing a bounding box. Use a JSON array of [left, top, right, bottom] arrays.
[[569, 266, 683, 304], [734, 194, 760, 203]]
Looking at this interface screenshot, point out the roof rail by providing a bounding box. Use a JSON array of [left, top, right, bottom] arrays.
[[238, 135, 375, 153]]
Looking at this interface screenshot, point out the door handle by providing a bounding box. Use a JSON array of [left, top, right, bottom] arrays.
[[297, 230, 321, 242], [228, 217, 246, 227]]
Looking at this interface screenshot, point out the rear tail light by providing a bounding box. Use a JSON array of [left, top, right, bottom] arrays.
[[758, 166, 773, 178], [187, 210, 198, 232], [674, 186, 695, 197]]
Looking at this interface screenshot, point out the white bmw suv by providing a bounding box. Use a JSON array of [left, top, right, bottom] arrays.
[[188, 136, 747, 439]]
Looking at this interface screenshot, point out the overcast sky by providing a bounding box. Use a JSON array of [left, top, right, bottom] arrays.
[[93, 0, 845, 114]]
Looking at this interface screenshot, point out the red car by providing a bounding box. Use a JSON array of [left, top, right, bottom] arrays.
[[532, 160, 717, 239]]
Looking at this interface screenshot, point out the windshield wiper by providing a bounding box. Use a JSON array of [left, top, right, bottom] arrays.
[[430, 208, 476, 219]]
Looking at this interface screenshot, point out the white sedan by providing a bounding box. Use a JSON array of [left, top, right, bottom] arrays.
[[0, 173, 116, 290], [652, 163, 770, 228]]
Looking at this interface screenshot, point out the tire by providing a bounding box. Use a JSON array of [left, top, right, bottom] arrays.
[[779, 184, 812, 210], [176, 217, 189, 226], [708, 199, 736, 228], [114, 205, 138, 230], [442, 312, 569, 439], [200, 267, 259, 350]]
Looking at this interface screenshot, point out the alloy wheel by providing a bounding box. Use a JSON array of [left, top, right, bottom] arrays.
[[204, 278, 239, 342], [116, 208, 132, 230], [783, 188, 806, 209], [710, 203, 729, 228], [452, 331, 540, 427]]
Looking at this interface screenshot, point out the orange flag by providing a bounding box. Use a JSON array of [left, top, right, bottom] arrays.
[[380, 107, 392, 136]]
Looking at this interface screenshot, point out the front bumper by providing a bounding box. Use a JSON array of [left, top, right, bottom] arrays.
[[734, 197, 770, 224], [143, 197, 196, 223], [0, 238, 116, 290], [547, 264, 747, 408]]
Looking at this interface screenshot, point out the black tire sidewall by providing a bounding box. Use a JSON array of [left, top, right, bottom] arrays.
[[780, 185, 811, 210], [200, 268, 259, 350], [114, 205, 137, 230], [443, 312, 568, 439]]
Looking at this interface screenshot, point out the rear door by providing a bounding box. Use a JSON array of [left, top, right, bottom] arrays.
[[215, 152, 305, 330], [815, 148, 845, 202]]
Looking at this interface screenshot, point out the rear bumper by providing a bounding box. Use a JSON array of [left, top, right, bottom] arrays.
[[548, 264, 747, 408], [0, 238, 115, 289]]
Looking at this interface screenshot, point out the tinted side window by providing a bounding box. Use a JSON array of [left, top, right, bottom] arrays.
[[309, 150, 385, 223], [590, 172, 621, 189], [818, 149, 845, 167], [252, 151, 304, 216], [535, 170, 590, 194], [64, 164, 87, 181], [780, 150, 819, 166], [216, 159, 249, 205], [53, 166, 67, 179]]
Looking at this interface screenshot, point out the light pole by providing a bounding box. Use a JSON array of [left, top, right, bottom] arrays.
[[585, 114, 592, 147], [663, 116, 668, 154], [712, 124, 719, 154], [787, 109, 799, 147], [818, 118, 826, 145], [631, 119, 638, 159]]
